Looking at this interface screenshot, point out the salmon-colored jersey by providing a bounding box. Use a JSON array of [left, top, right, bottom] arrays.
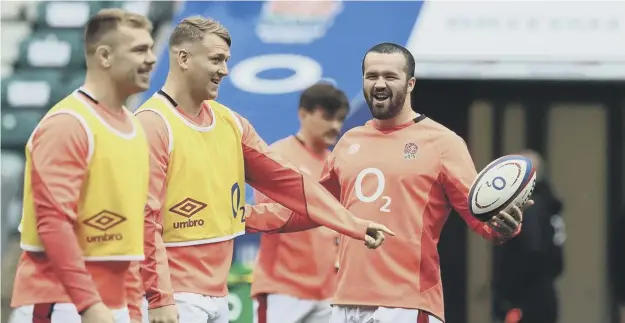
[[251, 136, 340, 301], [329, 116, 519, 321], [258, 116, 518, 322], [136, 93, 370, 310], [11, 89, 143, 319]]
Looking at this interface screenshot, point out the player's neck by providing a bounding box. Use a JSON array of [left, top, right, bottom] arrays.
[[82, 74, 126, 112], [375, 105, 417, 128], [162, 78, 203, 117], [296, 131, 327, 156]]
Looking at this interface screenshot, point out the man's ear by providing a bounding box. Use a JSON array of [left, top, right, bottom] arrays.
[[407, 77, 416, 93], [95, 45, 113, 69], [298, 108, 308, 122], [177, 49, 190, 71]]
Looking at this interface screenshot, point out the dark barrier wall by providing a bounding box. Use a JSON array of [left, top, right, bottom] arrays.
[[411, 80, 625, 323]]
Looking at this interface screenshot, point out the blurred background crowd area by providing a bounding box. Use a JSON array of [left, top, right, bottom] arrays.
[[1, 1, 625, 323]]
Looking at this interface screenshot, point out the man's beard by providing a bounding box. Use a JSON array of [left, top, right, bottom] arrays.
[[364, 88, 407, 120]]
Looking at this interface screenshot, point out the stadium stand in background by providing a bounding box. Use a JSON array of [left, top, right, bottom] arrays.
[[0, 3, 175, 321], [1, 1, 175, 151]]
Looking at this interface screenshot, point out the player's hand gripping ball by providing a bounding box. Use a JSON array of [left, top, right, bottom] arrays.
[[468, 155, 536, 235]]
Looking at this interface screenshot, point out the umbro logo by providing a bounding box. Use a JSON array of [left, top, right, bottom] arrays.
[[83, 211, 126, 243], [169, 198, 207, 218], [83, 211, 126, 231]]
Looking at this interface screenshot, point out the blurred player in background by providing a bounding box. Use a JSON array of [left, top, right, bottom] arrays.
[[9, 9, 156, 323], [493, 150, 564, 323], [254, 42, 533, 323], [251, 83, 349, 323], [134, 16, 392, 323]]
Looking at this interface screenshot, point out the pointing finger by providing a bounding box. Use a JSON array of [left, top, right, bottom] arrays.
[[369, 223, 395, 236]]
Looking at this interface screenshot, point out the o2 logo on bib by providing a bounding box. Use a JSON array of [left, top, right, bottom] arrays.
[[231, 183, 246, 223], [354, 168, 392, 213]]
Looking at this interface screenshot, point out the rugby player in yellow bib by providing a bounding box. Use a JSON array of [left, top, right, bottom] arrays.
[[139, 96, 247, 247], [133, 16, 394, 323], [10, 9, 156, 323]]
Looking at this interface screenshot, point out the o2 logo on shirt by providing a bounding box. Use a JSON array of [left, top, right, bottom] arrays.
[[231, 183, 246, 223], [354, 167, 392, 213]]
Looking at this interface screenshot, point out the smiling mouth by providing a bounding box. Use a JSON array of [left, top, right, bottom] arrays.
[[210, 79, 221, 85], [373, 93, 390, 101]]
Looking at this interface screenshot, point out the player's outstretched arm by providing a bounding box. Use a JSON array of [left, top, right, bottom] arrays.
[[438, 133, 521, 244], [245, 202, 320, 234], [30, 114, 103, 313], [135, 110, 178, 322], [236, 113, 393, 246], [245, 180, 323, 234], [244, 170, 394, 247], [243, 165, 392, 248]]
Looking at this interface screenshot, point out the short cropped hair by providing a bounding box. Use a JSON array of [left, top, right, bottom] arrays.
[[84, 8, 153, 55], [299, 83, 350, 115], [169, 16, 231, 47], [362, 42, 415, 78]]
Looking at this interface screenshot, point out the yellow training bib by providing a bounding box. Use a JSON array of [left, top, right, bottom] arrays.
[[20, 90, 149, 261], [137, 92, 246, 247]]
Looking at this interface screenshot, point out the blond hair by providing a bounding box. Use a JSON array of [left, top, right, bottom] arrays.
[[84, 8, 153, 55], [169, 16, 231, 47]]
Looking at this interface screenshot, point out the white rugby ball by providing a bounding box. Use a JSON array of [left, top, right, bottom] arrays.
[[468, 155, 536, 222]]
